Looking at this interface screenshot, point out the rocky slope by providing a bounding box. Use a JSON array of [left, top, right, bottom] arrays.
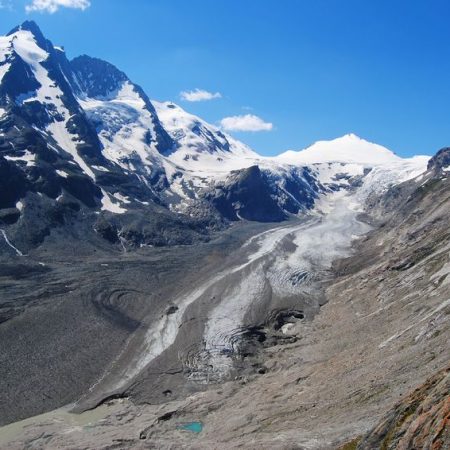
[[357, 364, 449, 450]]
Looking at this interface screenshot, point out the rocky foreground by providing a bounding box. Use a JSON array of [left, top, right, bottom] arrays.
[[356, 364, 450, 450]]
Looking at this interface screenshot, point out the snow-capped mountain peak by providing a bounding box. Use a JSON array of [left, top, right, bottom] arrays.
[[70, 54, 173, 159], [153, 100, 258, 175], [0, 21, 175, 216], [70, 55, 130, 100], [0, 22, 48, 86], [0, 22, 101, 180], [276, 133, 401, 166]]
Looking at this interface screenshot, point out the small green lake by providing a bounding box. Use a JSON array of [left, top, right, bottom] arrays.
[[178, 421, 203, 433]]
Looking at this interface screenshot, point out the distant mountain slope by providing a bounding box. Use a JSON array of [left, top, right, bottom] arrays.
[[71, 55, 173, 165]]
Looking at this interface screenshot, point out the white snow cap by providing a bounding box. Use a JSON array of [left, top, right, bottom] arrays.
[[277, 133, 401, 166]]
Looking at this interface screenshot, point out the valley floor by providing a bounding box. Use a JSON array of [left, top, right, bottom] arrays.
[[0, 185, 449, 449], [0, 219, 275, 425]]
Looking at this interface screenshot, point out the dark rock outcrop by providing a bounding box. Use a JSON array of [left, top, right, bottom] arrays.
[[427, 147, 450, 175], [206, 165, 286, 222]]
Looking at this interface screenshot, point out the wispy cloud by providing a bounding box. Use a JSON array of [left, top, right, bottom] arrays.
[[25, 0, 91, 13], [180, 88, 222, 102], [220, 114, 273, 132], [0, 0, 13, 10]]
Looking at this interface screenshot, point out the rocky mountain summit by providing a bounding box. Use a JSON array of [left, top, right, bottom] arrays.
[[0, 21, 448, 450]]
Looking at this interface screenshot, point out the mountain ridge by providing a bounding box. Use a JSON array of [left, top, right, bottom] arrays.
[[0, 20, 431, 248]]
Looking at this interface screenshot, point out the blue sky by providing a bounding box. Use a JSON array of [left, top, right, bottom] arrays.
[[1, 0, 449, 157]]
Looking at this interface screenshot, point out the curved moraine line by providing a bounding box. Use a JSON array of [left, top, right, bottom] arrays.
[[117, 219, 312, 387]]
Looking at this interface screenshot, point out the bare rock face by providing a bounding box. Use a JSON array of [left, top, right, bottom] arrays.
[[357, 365, 450, 450], [205, 165, 287, 222], [427, 147, 450, 175]]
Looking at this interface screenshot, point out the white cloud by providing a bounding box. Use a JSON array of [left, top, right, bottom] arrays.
[[180, 88, 222, 102], [25, 0, 91, 13], [219, 114, 273, 132]]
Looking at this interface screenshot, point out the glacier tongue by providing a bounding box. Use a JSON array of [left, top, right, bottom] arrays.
[[200, 189, 371, 381], [118, 188, 372, 386]]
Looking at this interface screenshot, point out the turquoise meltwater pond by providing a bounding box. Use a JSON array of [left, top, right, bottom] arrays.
[[178, 421, 203, 433]]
